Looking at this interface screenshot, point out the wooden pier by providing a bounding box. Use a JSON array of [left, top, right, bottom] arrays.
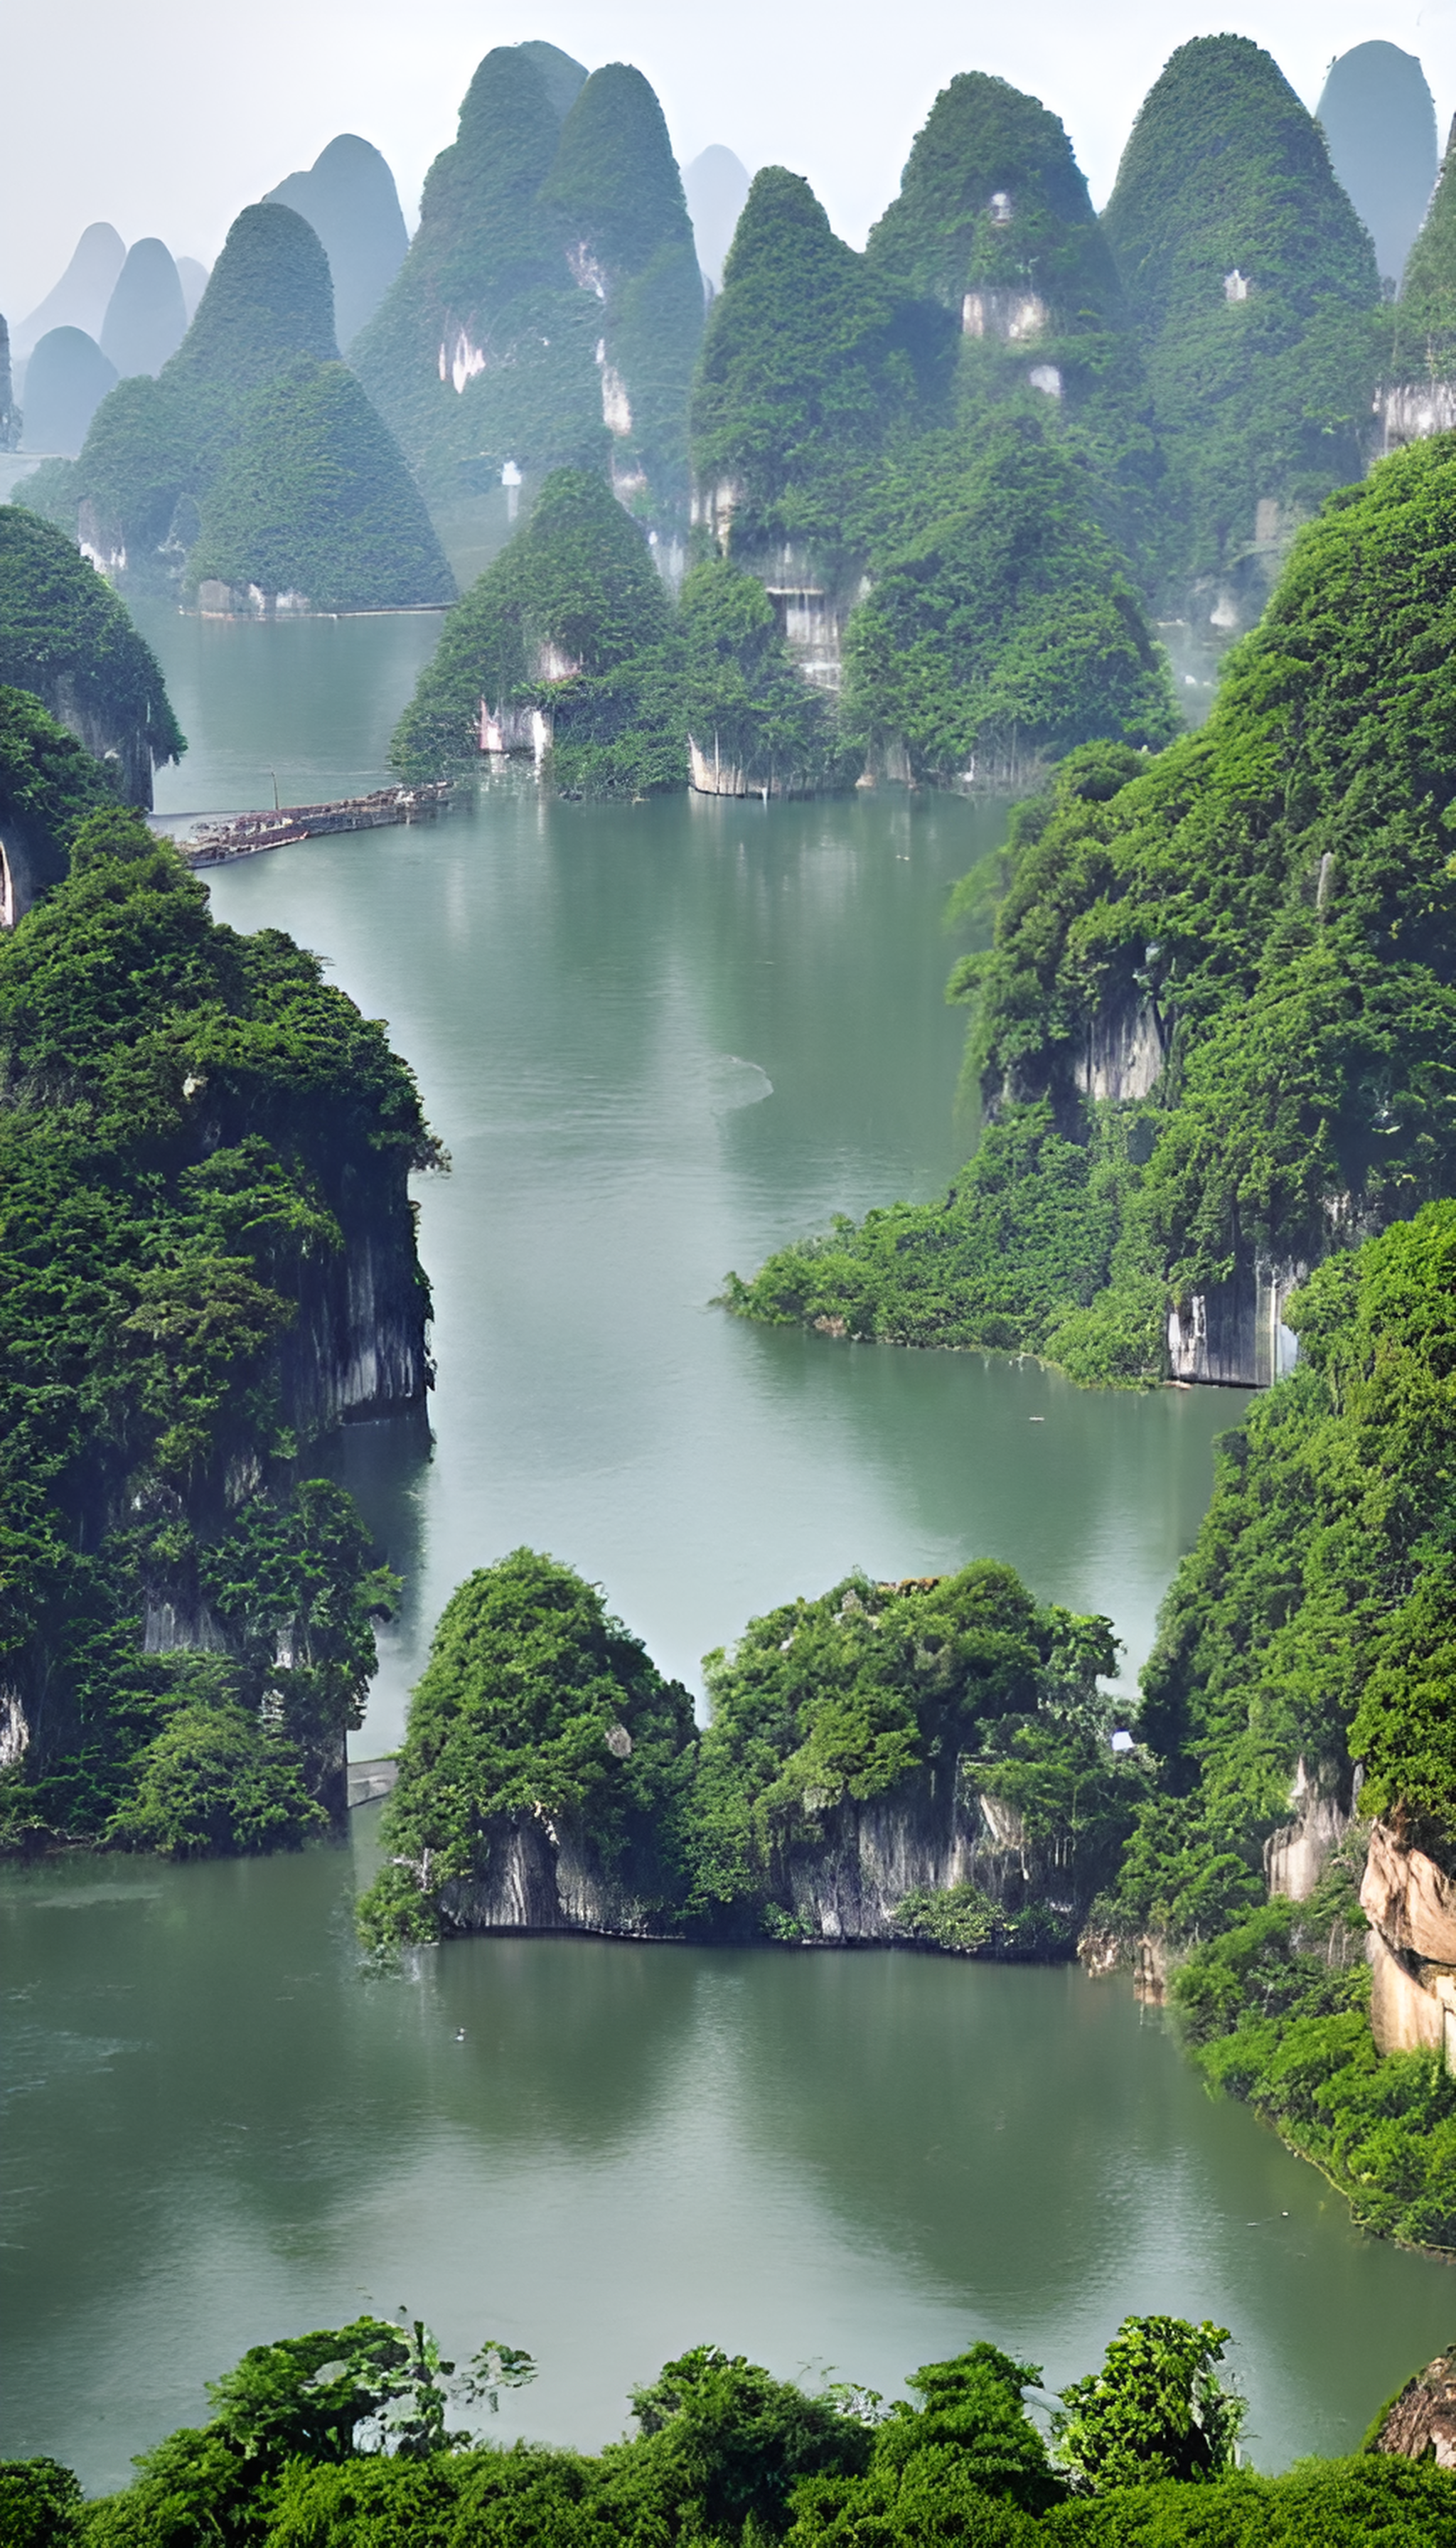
[[181, 781, 454, 869]]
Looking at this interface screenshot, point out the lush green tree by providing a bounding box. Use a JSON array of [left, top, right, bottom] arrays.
[[1049, 2318, 1245, 2493], [358, 1548, 697, 1945], [617, 2346, 871, 2539], [0, 2457, 82, 2548]]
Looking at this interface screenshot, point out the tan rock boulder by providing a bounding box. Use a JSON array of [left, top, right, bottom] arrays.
[[1371, 2343, 1456, 2468]]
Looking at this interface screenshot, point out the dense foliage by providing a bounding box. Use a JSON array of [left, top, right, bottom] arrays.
[[0, 684, 119, 895], [186, 360, 454, 611], [1102, 36, 1380, 596], [1392, 118, 1456, 378], [732, 434, 1456, 1376], [541, 63, 705, 508], [9, 2311, 1453, 2544], [685, 1563, 1129, 1937], [0, 503, 183, 796], [841, 419, 1178, 783], [0, 793, 437, 1850], [357, 1549, 697, 1944]]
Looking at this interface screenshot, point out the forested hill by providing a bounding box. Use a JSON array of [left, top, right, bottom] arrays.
[[0, 505, 182, 807], [728, 428, 1456, 1388], [0, 712, 441, 1856]]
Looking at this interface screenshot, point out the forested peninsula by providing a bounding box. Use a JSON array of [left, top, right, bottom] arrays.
[[8, 2309, 1455, 2545], [0, 645, 441, 1848]]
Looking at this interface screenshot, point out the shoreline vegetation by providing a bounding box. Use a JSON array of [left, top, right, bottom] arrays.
[[6, 2308, 1455, 2541]]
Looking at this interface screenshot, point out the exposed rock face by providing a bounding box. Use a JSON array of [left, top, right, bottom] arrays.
[[1263, 1757, 1354, 1901], [1361, 1820, 1456, 2068], [437, 1811, 665, 1937], [1166, 1257, 1303, 1386], [1073, 997, 1167, 1103], [0, 318, 18, 451], [1371, 2345, 1456, 2466]]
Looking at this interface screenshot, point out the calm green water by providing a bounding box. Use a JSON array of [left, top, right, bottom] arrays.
[[3, 1831, 1452, 2493], [132, 594, 1245, 1730], [4, 609, 1447, 2492]]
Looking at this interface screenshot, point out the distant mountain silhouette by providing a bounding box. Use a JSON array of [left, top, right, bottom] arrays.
[[21, 328, 117, 452], [16, 224, 125, 359], [1317, 41, 1438, 289], [266, 134, 409, 348], [100, 239, 188, 378]]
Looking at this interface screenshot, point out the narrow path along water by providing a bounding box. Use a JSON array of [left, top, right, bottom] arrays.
[[6, 608, 1440, 2495]]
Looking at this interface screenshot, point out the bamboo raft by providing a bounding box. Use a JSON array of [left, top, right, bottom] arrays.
[[181, 781, 454, 868]]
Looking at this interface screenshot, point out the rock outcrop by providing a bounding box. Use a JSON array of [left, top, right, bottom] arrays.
[[1165, 1257, 1303, 1387], [1360, 1819, 1456, 2067], [1263, 1757, 1354, 1901], [1370, 2345, 1456, 2466]]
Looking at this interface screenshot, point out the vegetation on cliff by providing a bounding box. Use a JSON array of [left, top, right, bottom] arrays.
[[841, 419, 1178, 783], [358, 1549, 696, 1946], [864, 73, 1161, 564], [1102, 36, 1380, 596], [685, 1563, 1130, 1940], [541, 62, 705, 507], [1097, 1208, 1456, 2247], [185, 360, 453, 610], [0, 505, 183, 799], [48, 204, 450, 608], [730, 432, 1456, 1379], [691, 167, 948, 567], [0, 787, 439, 1853], [1392, 114, 1456, 379], [353, 43, 701, 524], [8, 2308, 1450, 2542], [360, 1549, 1132, 1950]]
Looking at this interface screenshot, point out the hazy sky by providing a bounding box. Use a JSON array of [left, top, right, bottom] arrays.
[[6, 0, 1456, 322]]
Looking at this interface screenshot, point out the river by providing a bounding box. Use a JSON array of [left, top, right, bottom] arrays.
[[1, 604, 1450, 2493]]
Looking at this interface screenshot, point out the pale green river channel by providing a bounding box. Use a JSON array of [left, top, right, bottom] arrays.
[[1, 606, 1450, 2492]]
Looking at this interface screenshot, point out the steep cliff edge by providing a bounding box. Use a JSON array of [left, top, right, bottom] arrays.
[[0, 798, 441, 1851], [0, 503, 183, 810]]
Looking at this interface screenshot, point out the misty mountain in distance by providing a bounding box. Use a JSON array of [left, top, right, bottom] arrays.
[[683, 146, 752, 289], [99, 238, 188, 379], [265, 134, 408, 350], [176, 256, 210, 321], [20, 327, 117, 453], [15, 224, 124, 360], [1317, 41, 1438, 291]]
